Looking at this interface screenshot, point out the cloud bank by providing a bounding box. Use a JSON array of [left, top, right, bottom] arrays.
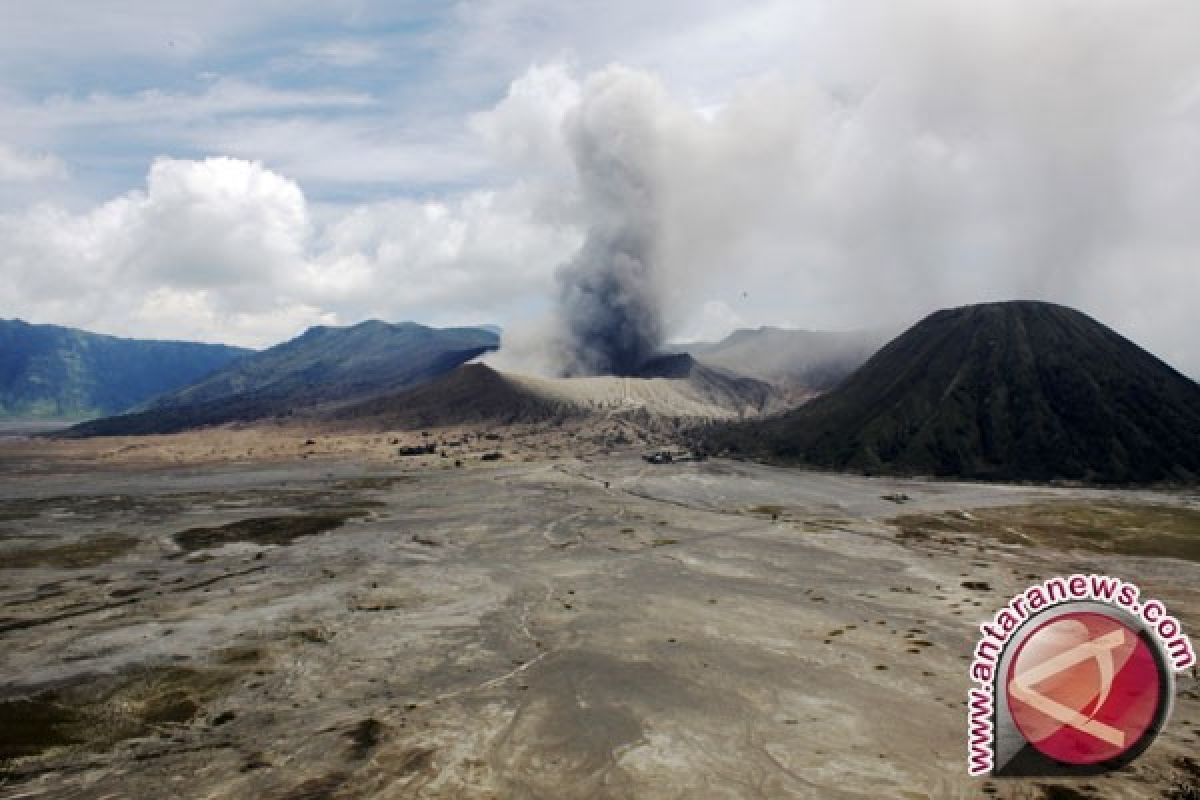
[[2, 1, 1199, 378], [501, 2, 1200, 375], [0, 156, 578, 347]]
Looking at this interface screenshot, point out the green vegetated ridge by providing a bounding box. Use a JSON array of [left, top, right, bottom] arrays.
[[67, 320, 499, 436], [0, 319, 249, 419]]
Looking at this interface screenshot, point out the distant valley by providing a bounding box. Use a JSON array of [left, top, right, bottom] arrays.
[[678, 326, 888, 390]]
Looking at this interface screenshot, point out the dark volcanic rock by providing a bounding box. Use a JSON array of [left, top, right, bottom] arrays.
[[331, 364, 576, 429], [707, 301, 1200, 484]]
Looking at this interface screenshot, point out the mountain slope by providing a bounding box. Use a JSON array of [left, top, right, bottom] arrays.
[[631, 353, 788, 414], [707, 301, 1200, 483], [149, 320, 496, 409], [680, 326, 887, 390], [330, 364, 577, 429], [330, 357, 789, 431], [0, 319, 249, 419], [65, 321, 499, 436]]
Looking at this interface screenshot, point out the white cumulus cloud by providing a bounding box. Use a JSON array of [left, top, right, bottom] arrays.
[[0, 155, 580, 347], [0, 142, 68, 182]]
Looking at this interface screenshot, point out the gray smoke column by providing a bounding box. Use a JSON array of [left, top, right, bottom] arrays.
[[554, 68, 667, 376]]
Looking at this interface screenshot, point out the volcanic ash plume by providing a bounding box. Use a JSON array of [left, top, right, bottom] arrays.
[[554, 68, 668, 376]]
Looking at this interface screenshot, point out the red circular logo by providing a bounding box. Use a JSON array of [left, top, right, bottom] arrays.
[[1006, 611, 1162, 765]]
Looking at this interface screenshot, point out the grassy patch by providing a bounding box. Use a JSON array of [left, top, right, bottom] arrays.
[[213, 645, 265, 666], [1, 534, 138, 569], [747, 505, 785, 517], [346, 717, 385, 759], [0, 666, 232, 762], [0, 494, 148, 522], [893, 502, 1200, 561], [173, 511, 366, 552], [1038, 785, 1097, 800], [332, 476, 415, 491], [276, 772, 349, 800], [797, 517, 850, 533], [292, 627, 329, 644]]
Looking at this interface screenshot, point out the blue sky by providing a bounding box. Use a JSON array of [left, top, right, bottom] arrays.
[[3, 3, 505, 203], [1, 1, 1198, 378], [0, 1, 792, 204]]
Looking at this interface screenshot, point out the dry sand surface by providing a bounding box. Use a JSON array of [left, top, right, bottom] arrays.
[[503, 373, 795, 418], [0, 419, 670, 473], [0, 426, 1198, 799]]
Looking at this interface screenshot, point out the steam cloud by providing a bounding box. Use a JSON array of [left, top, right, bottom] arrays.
[[492, 3, 1200, 379], [553, 69, 668, 376]]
